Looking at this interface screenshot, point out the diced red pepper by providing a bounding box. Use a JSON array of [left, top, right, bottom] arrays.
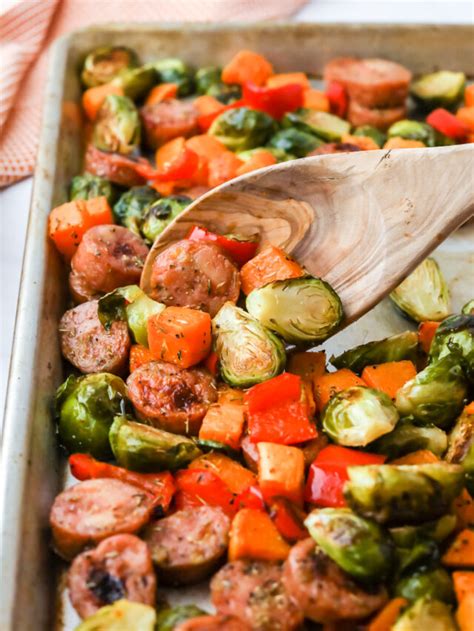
[[326, 81, 348, 118], [242, 82, 303, 119], [236, 484, 266, 511], [245, 373, 318, 445], [69, 454, 175, 511], [197, 99, 245, 132], [187, 225, 259, 266], [426, 108, 470, 140], [173, 468, 237, 517], [268, 497, 308, 542]]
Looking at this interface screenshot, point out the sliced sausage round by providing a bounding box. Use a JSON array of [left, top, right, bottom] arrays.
[[283, 538, 388, 623], [69, 269, 101, 304], [59, 299, 130, 375], [324, 57, 411, 108], [308, 142, 361, 156], [176, 616, 251, 631], [127, 360, 217, 435], [347, 100, 407, 130], [144, 506, 230, 585], [141, 99, 199, 149], [84, 144, 146, 188], [67, 534, 156, 619], [148, 239, 240, 317], [211, 560, 303, 631], [50, 479, 154, 560], [71, 225, 149, 295]]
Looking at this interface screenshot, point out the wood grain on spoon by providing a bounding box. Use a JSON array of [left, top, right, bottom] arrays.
[[141, 145, 474, 326]]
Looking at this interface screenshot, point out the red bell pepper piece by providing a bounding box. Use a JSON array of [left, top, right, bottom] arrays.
[[326, 81, 348, 118], [187, 225, 259, 266], [197, 99, 245, 132], [69, 454, 175, 511], [245, 373, 318, 445], [134, 139, 199, 183], [268, 497, 308, 542], [304, 445, 386, 508], [236, 484, 266, 511], [174, 468, 237, 517], [242, 82, 303, 119], [426, 108, 470, 140]]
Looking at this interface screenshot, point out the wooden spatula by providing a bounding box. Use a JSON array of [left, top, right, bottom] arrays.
[[141, 145, 474, 326]]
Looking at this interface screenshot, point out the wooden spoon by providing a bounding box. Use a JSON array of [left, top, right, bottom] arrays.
[[141, 145, 474, 326]]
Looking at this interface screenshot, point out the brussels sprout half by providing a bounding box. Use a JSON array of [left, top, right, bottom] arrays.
[[445, 405, 474, 494], [55, 373, 127, 458], [393, 536, 440, 579], [330, 331, 419, 374], [81, 46, 139, 88], [344, 463, 465, 525], [152, 58, 195, 96], [353, 125, 386, 147], [283, 108, 350, 141], [74, 599, 156, 631], [109, 416, 202, 472], [305, 508, 394, 582], [429, 313, 474, 382], [70, 172, 116, 205], [390, 514, 457, 551], [112, 65, 158, 101], [411, 70, 466, 109], [246, 277, 343, 345], [93, 95, 140, 155], [387, 120, 437, 147], [371, 421, 448, 460], [155, 605, 207, 631], [395, 566, 455, 604], [392, 598, 457, 631], [209, 107, 277, 152], [266, 128, 323, 158], [389, 258, 451, 323], [212, 302, 286, 388], [113, 185, 161, 234], [322, 386, 399, 447], [206, 82, 242, 104], [195, 66, 222, 94], [141, 195, 192, 243]]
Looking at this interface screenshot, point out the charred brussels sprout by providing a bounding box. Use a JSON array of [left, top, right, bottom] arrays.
[[155, 605, 207, 631], [206, 82, 242, 104], [387, 120, 437, 147], [246, 277, 343, 344], [429, 313, 474, 382], [392, 535, 440, 578], [392, 597, 457, 631], [81, 46, 138, 88], [195, 66, 222, 94], [395, 567, 454, 604], [462, 299, 474, 315], [395, 353, 467, 428], [152, 58, 195, 96], [238, 147, 294, 162], [390, 514, 457, 549], [141, 195, 192, 243], [113, 185, 161, 234], [371, 421, 448, 459], [353, 125, 386, 147], [266, 128, 323, 157], [344, 463, 464, 525], [112, 65, 157, 101], [389, 258, 450, 322], [93, 95, 140, 155], [74, 599, 156, 631], [209, 107, 276, 152], [55, 374, 127, 458], [445, 405, 474, 494], [212, 302, 285, 388], [330, 331, 419, 374], [70, 172, 116, 205], [305, 508, 394, 581], [283, 108, 350, 141], [109, 416, 202, 472], [411, 71, 466, 109], [322, 386, 399, 447]]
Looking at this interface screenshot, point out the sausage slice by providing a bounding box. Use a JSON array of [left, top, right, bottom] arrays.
[[71, 225, 149, 295], [69, 269, 101, 304], [59, 299, 130, 375], [148, 239, 240, 317], [211, 560, 303, 631], [347, 100, 407, 130], [283, 538, 388, 623], [145, 506, 230, 585], [127, 360, 217, 435], [50, 479, 154, 559], [84, 144, 146, 188], [141, 99, 199, 149], [308, 142, 361, 156], [176, 616, 251, 631], [67, 534, 156, 619]]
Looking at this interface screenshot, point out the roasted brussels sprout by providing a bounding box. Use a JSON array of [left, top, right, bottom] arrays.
[[305, 508, 394, 581], [387, 120, 437, 147], [238, 147, 294, 162], [393, 535, 440, 578], [392, 597, 457, 631], [445, 405, 474, 494], [74, 599, 156, 631], [81, 46, 139, 88], [141, 195, 192, 243], [389, 258, 450, 323], [55, 373, 127, 458], [152, 58, 195, 96], [112, 65, 157, 101], [113, 185, 161, 234], [246, 277, 343, 344], [155, 605, 207, 631], [195, 66, 222, 94], [98, 285, 165, 347], [70, 172, 116, 205], [206, 82, 242, 104], [411, 70, 466, 109], [212, 302, 286, 388], [208, 107, 276, 152], [390, 514, 457, 550], [330, 331, 419, 374], [429, 313, 474, 382], [109, 416, 202, 472], [266, 128, 323, 157], [344, 463, 465, 525], [462, 299, 474, 315], [353, 125, 386, 147], [395, 566, 454, 604], [371, 421, 448, 459], [93, 95, 140, 155], [283, 108, 350, 141], [395, 353, 467, 428]]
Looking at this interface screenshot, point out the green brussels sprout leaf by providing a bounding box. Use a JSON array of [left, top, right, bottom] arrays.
[[155, 605, 207, 631], [395, 567, 454, 604], [81, 46, 139, 88], [141, 195, 192, 243], [209, 107, 276, 152]]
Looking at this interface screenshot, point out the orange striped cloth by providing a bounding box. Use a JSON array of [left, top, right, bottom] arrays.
[[0, 0, 307, 188]]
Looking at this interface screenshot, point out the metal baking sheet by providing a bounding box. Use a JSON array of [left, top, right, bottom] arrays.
[[1, 22, 473, 631]]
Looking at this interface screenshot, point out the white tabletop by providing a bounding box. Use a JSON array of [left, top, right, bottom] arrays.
[[1, 0, 473, 413]]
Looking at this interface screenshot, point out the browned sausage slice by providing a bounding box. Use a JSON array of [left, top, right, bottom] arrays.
[[145, 506, 230, 585], [148, 240, 240, 317], [211, 560, 303, 631], [50, 479, 154, 559], [84, 144, 146, 188], [59, 300, 130, 375], [283, 538, 388, 623], [71, 225, 149, 295], [308, 142, 361, 156], [324, 57, 411, 108], [69, 269, 101, 304], [348, 100, 407, 130], [176, 616, 251, 631], [141, 99, 199, 149], [67, 533, 156, 619], [127, 360, 217, 435]]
